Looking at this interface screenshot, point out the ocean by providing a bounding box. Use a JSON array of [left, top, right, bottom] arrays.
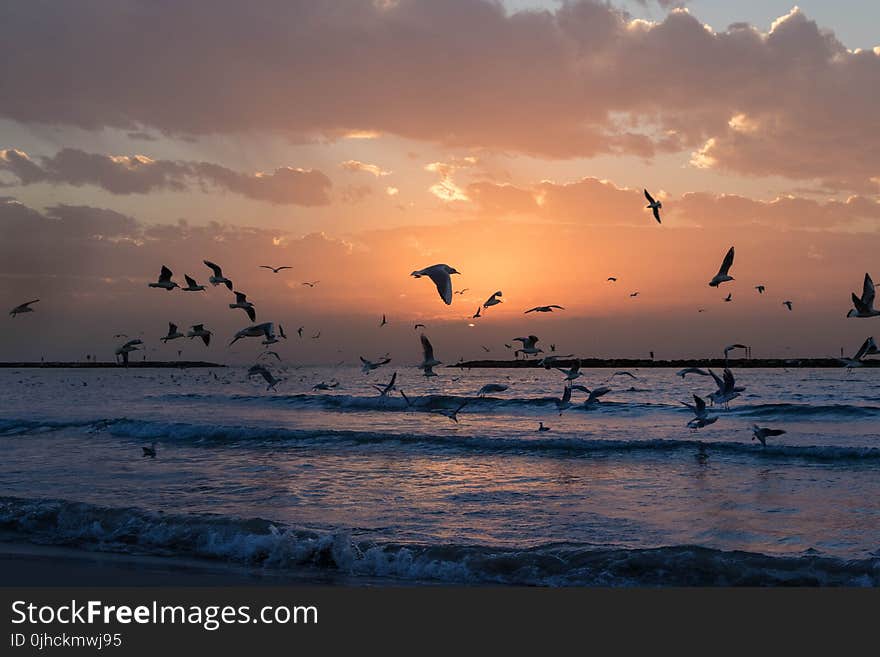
[[1, 365, 878, 586]]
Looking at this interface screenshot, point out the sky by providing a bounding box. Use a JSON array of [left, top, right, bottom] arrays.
[[0, 0, 878, 364]]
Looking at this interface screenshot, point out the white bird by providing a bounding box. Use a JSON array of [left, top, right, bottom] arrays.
[[203, 260, 233, 290], [372, 371, 398, 397], [9, 299, 39, 317], [161, 323, 185, 343], [186, 324, 213, 346], [229, 291, 256, 322], [707, 368, 743, 407], [260, 265, 292, 273], [419, 334, 442, 373], [751, 425, 786, 447], [708, 247, 735, 287], [360, 355, 392, 373], [682, 394, 718, 429], [513, 335, 542, 357], [477, 383, 508, 397], [525, 305, 564, 314], [644, 189, 662, 223], [248, 364, 282, 391], [181, 275, 205, 292], [229, 322, 274, 346], [410, 264, 460, 305], [483, 291, 503, 308], [847, 273, 878, 318], [676, 367, 710, 378], [782, 300, 793, 311], [556, 360, 582, 381], [148, 265, 179, 291]]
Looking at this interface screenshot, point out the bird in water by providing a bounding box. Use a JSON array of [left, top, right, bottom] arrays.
[[477, 383, 508, 397], [537, 422, 551, 432], [435, 400, 468, 423], [142, 442, 156, 458]]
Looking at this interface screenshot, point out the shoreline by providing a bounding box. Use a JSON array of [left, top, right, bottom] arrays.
[[0, 361, 225, 369], [451, 357, 878, 369]]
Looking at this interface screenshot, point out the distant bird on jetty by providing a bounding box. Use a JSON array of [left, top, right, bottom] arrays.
[[708, 247, 735, 287], [410, 264, 460, 305], [9, 299, 39, 317], [525, 305, 564, 313], [148, 265, 178, 291], [847, 273, 878, 318], [751, 425, 786, 447], [181, 275, 206, 292], [203, 261, 233, 290], [644, 189, 662, 223], [260, 265, 292, 274]]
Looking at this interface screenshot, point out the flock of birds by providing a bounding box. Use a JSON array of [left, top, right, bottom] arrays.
[[8, 188, 880, 455]]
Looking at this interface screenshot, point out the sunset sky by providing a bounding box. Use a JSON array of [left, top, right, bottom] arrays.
[[1, 0, 878, 363]]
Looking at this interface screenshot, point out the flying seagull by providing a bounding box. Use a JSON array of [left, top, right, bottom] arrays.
[[161, 323, 185, 343], [513, 335, 542, 357], [380, 314, 387, 327], [373, 371, 398, 397], [607, 277, 617, 282], [525, 305, 565, 314], [707, 368, 744, 408], [723, 343, 748, 359], [483, 291, 503, 308], [630, 292, 640, 297], [676, 367, 710, 378], [556, 360, 582, 381], [9, 299, 39, 317], [260, 265, 292, 273], [644, 189, 662, 223], [410, 264, 460, 305], [708, 247, 735, 287], [472, 306, 482, 319], [436, 400, 468, 423], [454, 288, 469, 295], [578, 385, 611, 409], [782, 300, 793, 311], [419, 334, 442, 374], [181, 275, 206, 292], [724, 293, 732, 302], [229, 322, 275, 346], [203, 261, 233, 290], [186, 324, 212, 346], [302, 281, 320, 287], [847, 273, 878, 318], [229, 291, 256, 322], [682, 394, 718, 430], [751, 425, 786, 447], [836, 336, 879, 369], [477, 383, 508, 397], [360, 355, 392, 373], [248, 364, 282, 391], [148, 265, 178, 291], [755, 285, 765, 294], [414, 323, 426, 330]]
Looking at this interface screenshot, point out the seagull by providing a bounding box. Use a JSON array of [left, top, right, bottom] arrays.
[[525, 305, 564, 314], [115, 338, 143, 358], [556, 360, 582, 381], [360, 355, 392, 373], [836, 336, 879, 369], [677, 367, 710, 378], [724, 293, 732, 302], [419, 334, 442, 373], [751, 425, 786, 446], [229, 322, 275, 346], [755, 285, 765, 294], [142, 442, 156, 458], [259, 350, 282, 361], [203, 261, 233, 290], [278, 325, 287, 340], [379, 314, 387, 327], [312, 381, 340, 391], [554, 384, 573, 414], [454, 288, 469, 295], [186, 324, 212, 346], [161, 323, 185, 343], [682, 394, 718, 430], [708, 247, 735, 287], [477, 383, 508, 397], [630, 292, 639, 297], [414, 323, 426, 330], [248, 364, 282, 391], [612, 371, 637, 380], [297, 326, 304, 338], [480, 345, 491, 352], [644, 189, 662, 223], [9, 299, 39, 317], [513, 335, 542, 357], [581, 385, 611, 408], [260, 265, 292, 273], [847, 273, 878, 318], [372, 371, 398, 397], [410, 264, 461, 305], [472, 306, 482, 319], [148, 266, 178, 291], [176, 274, 205, 293], [538, 353, 574, 369], [707, 368, 743, 408], [537, 422, 551, 432], [229, 291, 256, 322], [483, 291, 503, 308], [311, 331, 321, 340], [607, 277, 617, 282], [302, 280, 320, 287], [436, 400, 468, 423], [782, 300, 793, 311], [723, 344, 748, 360]]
